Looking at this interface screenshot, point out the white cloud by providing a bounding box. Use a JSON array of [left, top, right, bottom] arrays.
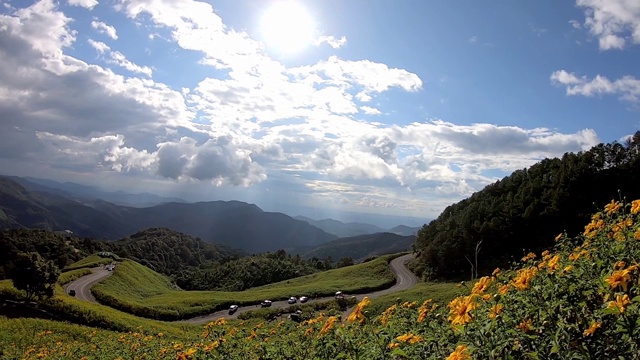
[[91, 20, 118, 40], [316, 35, 347, 49], [361, 106, 381, 115], [108, 51, 153, 77], [468, 35, 478, 43], [68, 0, 98, 10], [551, 70, 640, 102], [87, 38, 110, 53], [576, 0, 640, 50], [569, 19, 582, 29]]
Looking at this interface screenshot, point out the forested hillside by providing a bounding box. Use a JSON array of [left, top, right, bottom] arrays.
[[174, 250, 326, 291], [111, 228, 243, 275], [414, 131, 640, 279]]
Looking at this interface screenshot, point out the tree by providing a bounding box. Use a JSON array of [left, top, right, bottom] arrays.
[[11, 252, 60, 301], [336, 257, 354, 268]]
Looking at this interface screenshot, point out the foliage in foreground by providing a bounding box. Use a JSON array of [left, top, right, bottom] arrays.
[[2, 199, 640, 359]]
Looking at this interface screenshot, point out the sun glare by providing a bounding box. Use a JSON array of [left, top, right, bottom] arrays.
[[260, 1, 316, 55]]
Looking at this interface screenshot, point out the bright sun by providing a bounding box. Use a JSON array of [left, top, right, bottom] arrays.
[[260, 1, 316, 55]]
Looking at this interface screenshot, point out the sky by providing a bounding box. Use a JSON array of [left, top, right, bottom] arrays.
[[1, 0, 640, 226]]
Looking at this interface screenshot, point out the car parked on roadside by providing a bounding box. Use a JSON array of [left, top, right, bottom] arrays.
[[260, 300, 272, 307], [68, 289, 76, 296], [287, 297, 297, 304], [229, 304, 239, 314], [299, 296, 309, 303], [335, 291, 344, 299]]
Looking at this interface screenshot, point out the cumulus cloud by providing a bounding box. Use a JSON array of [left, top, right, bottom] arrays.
[[361, 106, 381, 115], [91, 20, 118, 40], [316, 35, 347, 49], [551, 70, 640, 102], [576, 0, 640, 50], [156, 136, 266, 185], [0, 0, 609, 219], [68, 0, 98, 10]]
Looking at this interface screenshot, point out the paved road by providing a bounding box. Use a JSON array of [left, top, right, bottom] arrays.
[[65, 254, 418, 324], [181, 253, 418, 324], [65, 268, 112, 302]]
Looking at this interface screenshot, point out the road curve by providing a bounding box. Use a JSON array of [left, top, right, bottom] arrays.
[[65, 268, 112, 302], [181, 253, 418, 324]]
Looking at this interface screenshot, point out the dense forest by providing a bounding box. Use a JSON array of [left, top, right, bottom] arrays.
[[414, 131, 640, 280]]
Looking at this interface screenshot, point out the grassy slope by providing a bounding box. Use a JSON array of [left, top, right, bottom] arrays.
[[92, 255, 398, 320], [63, 255, 113, 271]]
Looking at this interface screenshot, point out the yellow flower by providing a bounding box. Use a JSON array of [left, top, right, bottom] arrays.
[[214, 318, 227, 326], [203, 341, 219, 352], [173, 343, 183, 351], [446, 344, 471, 360], [401, 301, 417, 309], [521, 252, 536, 262], [607, 294, 631, 314], [184, 348, 197, 356], [448, 295, 478, 326], [347, 297, 371, 323], [492, 268, 501, 276], [388, 342, 400, 350], [319, 316, 339, 335], [583, 322, 601, 336], [547, 255, 561, 273], [541, 250, 551, 258], [605, 269, 632, 291], [304, 327, 314, 336], [489, 304, 503, 319], [631, 199, 640, 215], [605, 200, 622, 215], [563, 265, 573, 273], [634, 228, 640, 240], [516, 318, 534, 333], [395, 333, 423, 344], [471, 276, 492, 295], [614, 231, 626, 241], [417, 299, 437, 323], [554, 233, 563, 241], [379, 304, 396, 325], [615, 261, 626, 269], [512, 267, 537, 290], [498, 284, 510, 295]]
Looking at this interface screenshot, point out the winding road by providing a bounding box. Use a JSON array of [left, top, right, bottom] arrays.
[[65, 268, 112, 302], [64, 254, 419, 324]]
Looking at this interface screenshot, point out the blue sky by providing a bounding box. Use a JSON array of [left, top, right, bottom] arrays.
[[1, 0, 639, 226]]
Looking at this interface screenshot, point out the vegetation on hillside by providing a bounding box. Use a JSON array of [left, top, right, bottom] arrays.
[[90, 255, 397, 320], [110, 227, 242, 276], [175, 250, 325, 291], [302, 232, 414, 263], [1, 198, 639, 359], [414, 132, 640, 279]]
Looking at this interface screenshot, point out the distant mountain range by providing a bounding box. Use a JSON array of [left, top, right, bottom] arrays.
[[302, 232, 415, 263], [0, 175, 421, 257], [294, 216, 419, 237]]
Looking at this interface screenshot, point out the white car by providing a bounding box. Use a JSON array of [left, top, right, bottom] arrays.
[[261, 300, 272, 307], [287, 297, 297, 304], [335, 291, 344, 299], [299, 296, 309, 303], [229, 305, 239, 314]]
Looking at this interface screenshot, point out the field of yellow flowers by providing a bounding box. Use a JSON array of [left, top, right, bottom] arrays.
[[1, 198, 640, 359]]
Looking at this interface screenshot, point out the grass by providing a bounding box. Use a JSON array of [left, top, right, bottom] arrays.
[[63, 255, 114, 272], [91, 254, 399, 320], [0, 280, 200, 336], [58, 268, 93, 285]]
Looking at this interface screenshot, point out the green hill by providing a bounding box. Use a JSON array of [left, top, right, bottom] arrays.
[[302, 232, 414, 263], [414, 133, 640, 279]]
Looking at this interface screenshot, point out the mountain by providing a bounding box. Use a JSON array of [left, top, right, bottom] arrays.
[[0, 177, 336, 253], [387, 225, 420, 236], [302, 232, 414, 263], [0, 177, 138, 239], [294, 216, 385, 237], [9, 176, 187, 207]]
